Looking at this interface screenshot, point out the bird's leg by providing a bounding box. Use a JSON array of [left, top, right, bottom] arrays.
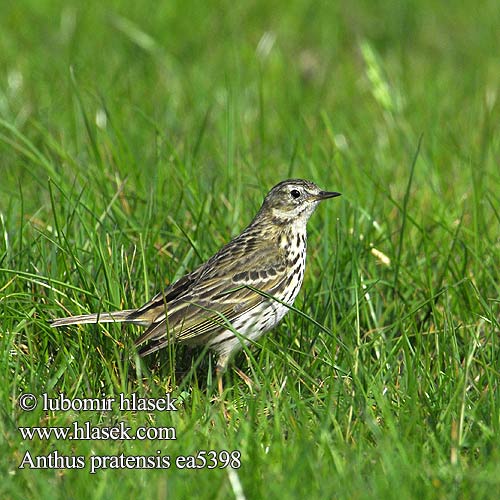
[[234, 367, 258, 393], [215, 354, 229, 396], [216, 365, 224, 399], [216, 356, 231, 420]]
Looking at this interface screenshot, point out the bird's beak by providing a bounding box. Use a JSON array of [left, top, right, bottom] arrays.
[[315, 191, 342, 200]]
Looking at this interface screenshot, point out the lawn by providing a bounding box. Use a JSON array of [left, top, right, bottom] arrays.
[[1, 0, 499, 498]]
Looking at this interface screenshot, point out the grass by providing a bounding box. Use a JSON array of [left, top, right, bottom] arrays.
[[1, 0, 499, 498]]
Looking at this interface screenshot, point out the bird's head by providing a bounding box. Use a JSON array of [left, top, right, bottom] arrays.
[[256, 179, 341, 226]]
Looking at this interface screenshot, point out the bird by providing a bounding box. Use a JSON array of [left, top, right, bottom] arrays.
[[51, 179, 341, 382]]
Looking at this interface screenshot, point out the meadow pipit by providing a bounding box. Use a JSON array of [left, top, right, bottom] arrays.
[[51, 179, 341, 377]]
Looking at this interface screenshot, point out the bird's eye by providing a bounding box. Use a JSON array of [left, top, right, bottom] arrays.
[[290, 189, 301, 199]]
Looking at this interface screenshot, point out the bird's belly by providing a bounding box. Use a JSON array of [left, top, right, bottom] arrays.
[[207, 269, 304, 359]]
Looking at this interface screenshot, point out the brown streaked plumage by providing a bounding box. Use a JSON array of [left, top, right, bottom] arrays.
[[51, 179, 341, 372]]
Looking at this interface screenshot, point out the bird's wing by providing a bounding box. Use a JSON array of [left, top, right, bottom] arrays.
[[134, 236, 289, 353]]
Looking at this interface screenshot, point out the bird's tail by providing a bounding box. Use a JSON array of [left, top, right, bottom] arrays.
[[50, 309, 148, 328]]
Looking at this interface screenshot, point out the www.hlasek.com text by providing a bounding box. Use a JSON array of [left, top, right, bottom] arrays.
[[19, 421, 177, 441]]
